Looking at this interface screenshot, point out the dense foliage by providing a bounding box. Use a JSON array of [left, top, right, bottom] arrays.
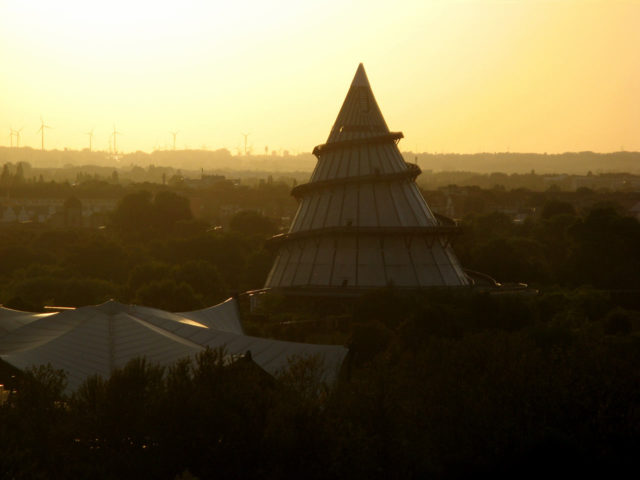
[[0, 186, 639, 478], [0, 190, 276, 310], [1, 288, 639, 479], [455, 204, 640, 288]]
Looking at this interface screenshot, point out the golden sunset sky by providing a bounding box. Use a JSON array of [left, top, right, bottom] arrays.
[[1, 0, 638, 154]]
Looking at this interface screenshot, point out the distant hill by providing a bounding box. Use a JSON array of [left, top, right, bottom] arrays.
[[2, 147, 639, 175], [404, 151, 640, 175], [0, 147, 317, 172]]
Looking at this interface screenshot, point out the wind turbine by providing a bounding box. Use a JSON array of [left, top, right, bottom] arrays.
[[170, 131, 179, 150], [8, 127, 14, 147], [85, 129, 94, 152], [15, 127, 24, 148], [37, 117, 52, 151], [241, 132, 251, 155], [112, 124, 122, 154]]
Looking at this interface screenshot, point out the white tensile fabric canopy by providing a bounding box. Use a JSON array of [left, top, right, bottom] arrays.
[[178, 299, 244, 334], [0, 306, 56, 335], [0, 298, 348, 391]]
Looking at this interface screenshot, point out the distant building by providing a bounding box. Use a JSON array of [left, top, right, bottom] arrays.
[[0, 197, 117, 227], [184, 174, 228, 189]]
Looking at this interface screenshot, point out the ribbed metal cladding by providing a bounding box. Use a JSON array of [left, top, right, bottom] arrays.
[[265, 64, 469, 290]]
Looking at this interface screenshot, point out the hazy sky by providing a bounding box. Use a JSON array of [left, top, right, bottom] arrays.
[[1, 0, 638, 154]]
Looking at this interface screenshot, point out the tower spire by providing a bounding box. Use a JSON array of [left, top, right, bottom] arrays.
[[351, 63, 371, 88], [327, 63, 389, 144], [264, 64, 469, 294]]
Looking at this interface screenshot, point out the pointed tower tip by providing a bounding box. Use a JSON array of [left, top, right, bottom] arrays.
[[324, 63, 389, 143], [351, 63, 371, 88]]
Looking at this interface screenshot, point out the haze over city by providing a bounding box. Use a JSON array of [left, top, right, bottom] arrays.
[[3, 2, 640, 479], [2, 0, 639, 155]]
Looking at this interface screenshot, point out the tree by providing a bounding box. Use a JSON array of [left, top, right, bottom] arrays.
[[542, 200, 576, 219], [153, 190, 192, 229], [111, 190, 154, 234], [0, 164, 10, 185], [111, 190, 193, 238], [14, 162, 24, 184], [172, 260, 226, 304], [134, 279, 203, 311], [566, 206, 640, 288], [229, 210, 277, 236]]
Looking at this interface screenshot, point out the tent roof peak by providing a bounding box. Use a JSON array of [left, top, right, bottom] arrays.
[[351, 63, 371, 88], [327, 64, 389, 143]]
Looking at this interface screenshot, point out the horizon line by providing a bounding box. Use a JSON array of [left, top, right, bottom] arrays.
[[1, 145, 639, 157]]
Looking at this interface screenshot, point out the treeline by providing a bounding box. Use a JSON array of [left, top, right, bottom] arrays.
[[4, 147, 640, 186], [417, 170, 640, 191], [408, 151, 640, 174], [0, 146, 316, 174], [423, 184, 640, 219], [1, 192, 639, 309], [0, 190, 277, 311], [454, 202, 640, 289]]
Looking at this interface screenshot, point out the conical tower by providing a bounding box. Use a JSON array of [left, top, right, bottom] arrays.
[[265, 64, 469, 294]]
